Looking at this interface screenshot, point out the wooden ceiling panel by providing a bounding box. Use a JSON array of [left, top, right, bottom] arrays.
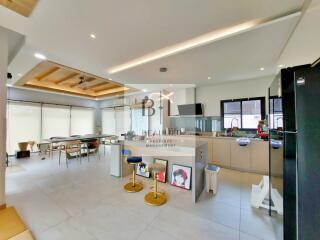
[[55, 73, 79, 85], [0, 0, 38, 17], [87, 81, 110, 90], [35, 67, 60, 81], [15, 60, 136, 99]]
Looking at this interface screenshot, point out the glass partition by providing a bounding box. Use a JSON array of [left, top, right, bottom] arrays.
[[102, 108, 116, 135], [115, 106, 131, 137], [131, 108, 148, 135]]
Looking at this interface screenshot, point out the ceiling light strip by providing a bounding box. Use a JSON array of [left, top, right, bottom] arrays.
[[107, 12, 301, 74]]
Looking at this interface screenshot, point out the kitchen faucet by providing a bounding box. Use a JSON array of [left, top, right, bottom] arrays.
[[230, 118, 239, 136], [276, 116, 283, 129]]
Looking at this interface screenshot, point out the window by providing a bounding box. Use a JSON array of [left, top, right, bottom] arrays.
[[6, 101, 96, 154], [221, 97, 265, 129], [269, 97, 283, 129], [71, 107, 95, 135], [6, 102, 41, 155], [222, 101, 241, 129], [42, 104, 71, 139]]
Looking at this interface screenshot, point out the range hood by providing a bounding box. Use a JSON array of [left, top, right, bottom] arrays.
[[178, 103, 203, 116]]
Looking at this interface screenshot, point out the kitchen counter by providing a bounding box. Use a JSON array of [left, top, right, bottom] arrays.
[[153, 135, 272, 175]]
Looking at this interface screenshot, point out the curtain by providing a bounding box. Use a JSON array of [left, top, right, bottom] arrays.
[[42, 104, 70, 139], [71, 107, 95, 135], [6, 102, 41, 154]]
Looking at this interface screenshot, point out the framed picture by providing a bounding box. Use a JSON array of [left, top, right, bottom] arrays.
[[136, 162, 150, 178], [154, 159, 168, 183], [171, 164, 192, 190]]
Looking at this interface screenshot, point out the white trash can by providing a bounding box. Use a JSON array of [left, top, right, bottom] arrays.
[[205, 165, 220, 194]]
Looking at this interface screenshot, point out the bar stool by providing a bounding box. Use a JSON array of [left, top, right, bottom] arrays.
[[145, 163, 167, 206], [123, 154, 143, 193]]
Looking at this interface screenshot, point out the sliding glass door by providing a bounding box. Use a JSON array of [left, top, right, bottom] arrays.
[[71, 107, 95, 136], [6, 102, 41, 155]]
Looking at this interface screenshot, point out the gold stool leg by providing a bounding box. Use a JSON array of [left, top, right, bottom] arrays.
[[145, 173, 167, 206], [124, 163, 143, 193]]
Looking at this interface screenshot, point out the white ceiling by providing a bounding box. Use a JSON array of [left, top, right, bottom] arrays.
[[279, 0, 320, 66], [112, 13, 300, 86], [0, 0, 308, 89]]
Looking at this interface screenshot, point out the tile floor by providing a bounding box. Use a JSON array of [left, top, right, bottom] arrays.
[[5, 152, 283, 240]]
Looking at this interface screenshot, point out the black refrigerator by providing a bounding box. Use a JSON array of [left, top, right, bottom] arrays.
[[269, 63, 320, 240]]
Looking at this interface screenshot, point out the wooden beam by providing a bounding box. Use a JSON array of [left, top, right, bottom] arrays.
[[70, 77, 95, 88], [94, 85, 118, 93], [36, 67, 60, 81], [86, 82, 110, 90], [55, 73, 79, 84]]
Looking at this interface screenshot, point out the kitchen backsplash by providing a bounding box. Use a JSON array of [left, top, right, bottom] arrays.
[[169, 116, 221, 132]]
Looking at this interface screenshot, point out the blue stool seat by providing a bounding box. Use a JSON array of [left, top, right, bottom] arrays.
[[127, 156, 142, 163], [122, 149, 132, 156]]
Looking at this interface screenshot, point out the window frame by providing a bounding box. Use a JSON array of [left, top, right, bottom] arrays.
[[269, 96, 283, 130], [221, 97, 266, 130]]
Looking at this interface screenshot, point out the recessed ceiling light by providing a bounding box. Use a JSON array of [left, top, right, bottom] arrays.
[[142, 89, 147, 92], [107, 19, 262, 74], [90, 34, 96, 39], [34, 53, 46, 60], [260, 67, 265, 71], [208, 77, 211, 80]]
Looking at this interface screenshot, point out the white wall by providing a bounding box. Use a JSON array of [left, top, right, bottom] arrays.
[[196, 76, 273, 116], [0, 28, 8, 206], [170, 87, 195, 116]]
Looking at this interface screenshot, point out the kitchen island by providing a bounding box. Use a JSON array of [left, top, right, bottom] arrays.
[[115, 137, 208, 203]]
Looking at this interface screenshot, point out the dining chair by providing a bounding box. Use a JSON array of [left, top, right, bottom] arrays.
[[59, 140, 82, 167], [50, 137, 66, 158], [81, 138, 100, 162]]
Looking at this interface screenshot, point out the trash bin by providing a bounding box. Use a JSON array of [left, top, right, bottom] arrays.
[[205, 164, 220, 194]]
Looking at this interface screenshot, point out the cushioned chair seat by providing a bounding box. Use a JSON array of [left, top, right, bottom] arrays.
[[65, 148, 80, 154], [127, 156, 142, 163]]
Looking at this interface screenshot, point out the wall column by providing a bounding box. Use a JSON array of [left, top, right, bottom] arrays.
[[0, 28, 8, 208]]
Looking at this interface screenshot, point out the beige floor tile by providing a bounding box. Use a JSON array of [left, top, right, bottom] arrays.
[[5, 152, 283, 239]]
